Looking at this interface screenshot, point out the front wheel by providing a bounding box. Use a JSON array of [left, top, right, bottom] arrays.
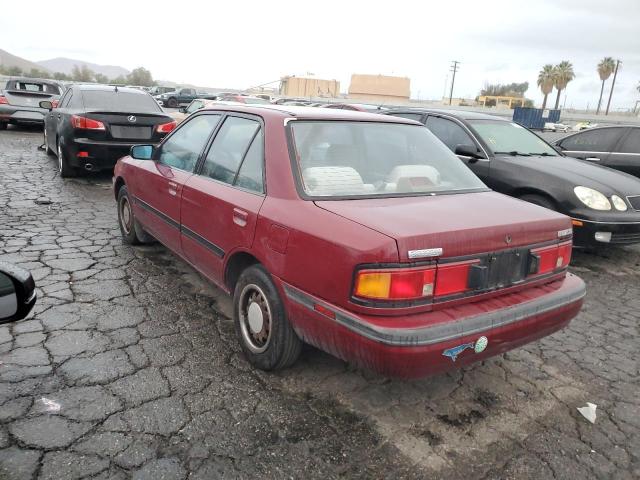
[[233, 265, 302, 371], [166, 97, 178, 108], [117, 186, 154, 245]]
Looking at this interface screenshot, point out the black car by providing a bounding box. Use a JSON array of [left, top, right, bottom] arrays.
[[555, 126, 640, 179], [0, 78, 65, 129], [385, 108, 640, 247], [41, 85, 176, 177]]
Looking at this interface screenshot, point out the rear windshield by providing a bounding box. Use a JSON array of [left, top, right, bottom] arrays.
[[289, 121, 486, 198], [243, 97, 271, 104], [81, 91, 162, 112], [7, 81, 61, 95], [469, 120, 557, 156]]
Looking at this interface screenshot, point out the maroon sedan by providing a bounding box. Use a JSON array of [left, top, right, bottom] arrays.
[[113, 105, 585, 378]]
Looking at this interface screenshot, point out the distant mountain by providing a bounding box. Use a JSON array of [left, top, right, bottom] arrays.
[[0, 48, 50, 73], [37, 57, 129, 78]]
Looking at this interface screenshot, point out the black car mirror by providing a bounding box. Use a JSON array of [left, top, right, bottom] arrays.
[[179, 107, 186, 113], [39, 100, 53, 110], [0, 262, 36, 324], [455, 144, 484, 160], [130, 145, 154, 160]]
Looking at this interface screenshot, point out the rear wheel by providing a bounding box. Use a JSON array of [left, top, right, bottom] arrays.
[[117, 186, 154, 245], [167, 97, 178, 108], [57, 139, 79, 178], [519, 194, 556, 211], [233, 265, 302, 371], [43, 128, 54, 156]]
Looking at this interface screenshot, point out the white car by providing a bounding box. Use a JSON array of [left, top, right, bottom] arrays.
[[543, 122, 570, 133]]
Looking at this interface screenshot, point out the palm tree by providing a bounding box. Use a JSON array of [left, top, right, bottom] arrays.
[[553, 61, 575, 110], [537, 64, 555, 109], [596, 57, 616, 114]]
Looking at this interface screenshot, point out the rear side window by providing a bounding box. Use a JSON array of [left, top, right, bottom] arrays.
[[158, 114, 222, 172], [201, 117, 261, 186], [81, 91, 162, 112], [560, 128, 624, 152], [425, 116, 475, 151], [616, 129, 640, 154]]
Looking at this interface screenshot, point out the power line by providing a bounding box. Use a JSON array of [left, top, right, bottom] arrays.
[[449, 61, 460, 105]]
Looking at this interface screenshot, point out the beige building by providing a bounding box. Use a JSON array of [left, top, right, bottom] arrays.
[[348, 74, 410, 103], [279, 76, 340, 98]]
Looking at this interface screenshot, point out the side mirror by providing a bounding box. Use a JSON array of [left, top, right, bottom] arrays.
[[179, 107, 186, 113], [39, 100, 53, 110], [0, 262, 37, 324], [455, 144, 484, 161], [130, 145, 154, 160]]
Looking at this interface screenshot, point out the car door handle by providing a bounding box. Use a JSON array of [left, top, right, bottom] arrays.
[[585, 157, 601, 162], [233, 208, 248, 227], [168, 181, 178, 196]]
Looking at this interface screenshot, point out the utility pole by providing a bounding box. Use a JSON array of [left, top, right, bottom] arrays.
[[605, 59, 621, 116], [449, 61, 460, 105]]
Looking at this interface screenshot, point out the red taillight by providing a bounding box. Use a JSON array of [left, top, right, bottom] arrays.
[[0, 96, 8, 105], [156, 120, 177, 134], [76, 151, 89, 158], [355, 267, 435, 301], [435, 260, 477, 297], [531, 241, 572, 275], [71, 115, 105, 130]]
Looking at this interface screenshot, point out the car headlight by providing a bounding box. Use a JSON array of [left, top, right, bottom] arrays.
[[574, 186, 612, 211], [611, 195, 628, 211]]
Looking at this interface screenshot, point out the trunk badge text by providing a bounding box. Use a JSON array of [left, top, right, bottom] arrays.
[[408, 247, 443, 259], [442, 336, 489, 362], [127, 115, 137, 123]]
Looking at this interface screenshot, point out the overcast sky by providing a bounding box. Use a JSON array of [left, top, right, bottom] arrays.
[[2, 0, 639, 111]]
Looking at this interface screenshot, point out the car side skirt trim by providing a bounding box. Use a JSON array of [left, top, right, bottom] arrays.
[[133, 196, 225, 258], [283, 278, 585, 347], [180, 225, 225, 258]]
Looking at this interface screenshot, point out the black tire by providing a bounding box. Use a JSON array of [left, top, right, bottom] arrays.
[[519, 194, 556, 211], [117, 186, 154, 245], [43, 128, 54, 156], [166, 97, 178, 108], [0, 122, 7, 130], [233, 265, 302, 371], [57, 138, 79, 178]]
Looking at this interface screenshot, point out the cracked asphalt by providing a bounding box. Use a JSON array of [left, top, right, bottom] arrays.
[[0, 126, 638, 480]]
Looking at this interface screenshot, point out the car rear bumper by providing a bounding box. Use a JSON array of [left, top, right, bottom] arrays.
[[0, 105, 47, 124], [571, 218, 640, 245], [67, 138, 159, 171], [280, 273, 585, 378]]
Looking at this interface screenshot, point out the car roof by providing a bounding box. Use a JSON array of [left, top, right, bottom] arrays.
[[198, 104, 419, 123], [74, 84, 149, 94], [387, 107, 508, 121]]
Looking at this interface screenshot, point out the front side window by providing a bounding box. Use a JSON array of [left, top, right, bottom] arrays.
[[201, 116, 261, 185], [559, 128, 624, 152], [425, 116, 475, 151], [186, 100, 204, 113], [158, 114, 221, 172], [289, 121, 486, 198], [469, 120, 557, 156]]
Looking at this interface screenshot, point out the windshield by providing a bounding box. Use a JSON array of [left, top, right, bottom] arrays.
[[81, 91, 162, 112], [469, 120, 557, 156], [289, 121, 486, 198]]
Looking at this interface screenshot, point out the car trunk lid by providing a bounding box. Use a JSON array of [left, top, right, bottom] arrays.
[[3, 89, 55, 107], [314, 191, 570, 260], [84, 112, 171, 141]]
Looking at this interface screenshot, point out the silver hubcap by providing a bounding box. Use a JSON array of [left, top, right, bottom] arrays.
[[57, 143, 63, 172], [239, 284, 272, 353], [120, 198, 132, 234]]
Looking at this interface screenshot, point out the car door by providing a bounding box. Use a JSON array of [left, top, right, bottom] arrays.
[[606, 127, 640, 178], [423, 115, 490, 182], [131, 113, 222, 254], [557, 127, 625, 164], [181, 114, 266, 286], [45, 89, 69, 149]]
